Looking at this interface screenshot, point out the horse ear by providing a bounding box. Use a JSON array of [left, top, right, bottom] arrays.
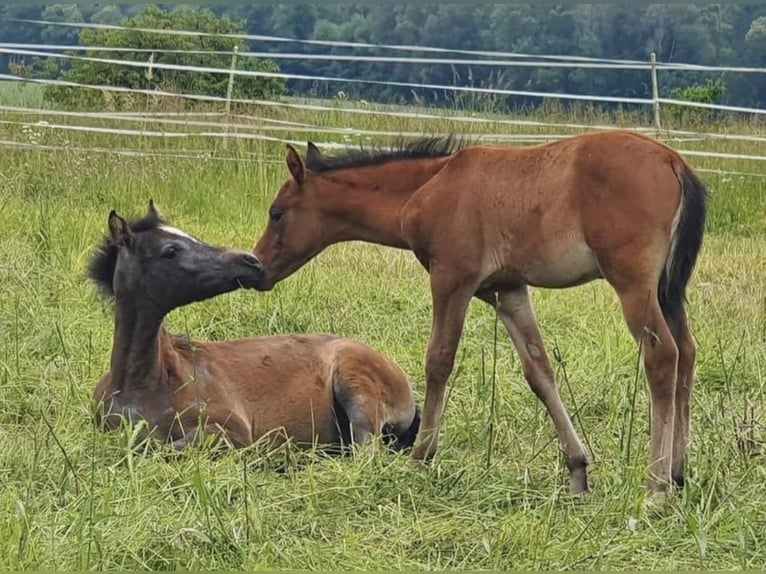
[[147, 198, 163, 219], [305, 141, 322, 167], [286, 144, 305, 184], [108, 210, 133, 247]]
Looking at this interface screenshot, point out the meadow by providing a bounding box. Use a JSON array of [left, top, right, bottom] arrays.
[[0, 87, 765, 570]]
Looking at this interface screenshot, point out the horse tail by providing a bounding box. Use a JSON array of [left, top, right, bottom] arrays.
[[659, 161, 709, 320], [334, 396, 421, 453], [332, 396, 353, 449], [386, 404, 421, 452]]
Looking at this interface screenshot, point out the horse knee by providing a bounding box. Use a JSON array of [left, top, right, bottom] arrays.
[[682, 334, 696, 362], [678, 338, 696, 378]]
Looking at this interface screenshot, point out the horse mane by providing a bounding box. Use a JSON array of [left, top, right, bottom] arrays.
[[87, 211, 166, 298], [305, 135, 469, 173]]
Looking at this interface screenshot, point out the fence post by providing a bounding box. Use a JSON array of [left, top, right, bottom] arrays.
[[145, 52, 155, 111], [223, 45, 239, 150], [650, 51, 662, 132]]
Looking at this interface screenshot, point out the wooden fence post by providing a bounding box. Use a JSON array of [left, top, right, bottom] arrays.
[[223, 46, 239, 149], [650, 51, 662, 132]]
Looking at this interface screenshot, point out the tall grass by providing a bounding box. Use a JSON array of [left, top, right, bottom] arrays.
[[0, 96, 764, 570]]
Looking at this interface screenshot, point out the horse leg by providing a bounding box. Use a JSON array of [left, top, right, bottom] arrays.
[[168, 410, 249, 451], [667, 307, 696, 488], [614, 282, 679, 497], [494, 287, 590, 495], [410, 274, 475, 463]]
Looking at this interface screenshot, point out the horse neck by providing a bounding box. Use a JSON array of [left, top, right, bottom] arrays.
[[323, 156, 450, 248], [109, 298, 175, 393]]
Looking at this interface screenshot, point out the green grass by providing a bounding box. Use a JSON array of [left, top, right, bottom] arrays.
[[0, 98, 765, 570], [0, 81, 46, 108]]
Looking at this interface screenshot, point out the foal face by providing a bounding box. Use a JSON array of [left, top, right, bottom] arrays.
[[108, 205, 263, 312], [253, 146, 334, 291]]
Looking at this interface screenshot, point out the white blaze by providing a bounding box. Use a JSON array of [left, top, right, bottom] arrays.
[[159, 225, 200, 243]]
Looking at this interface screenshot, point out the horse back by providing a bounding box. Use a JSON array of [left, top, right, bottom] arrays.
[[400, 130, 689, 288]]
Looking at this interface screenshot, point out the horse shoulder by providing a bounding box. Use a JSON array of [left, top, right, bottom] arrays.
[[167, 340, 260, 446], [400, 151, 481, 251]]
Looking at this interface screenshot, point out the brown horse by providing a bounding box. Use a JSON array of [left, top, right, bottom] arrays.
[[252, 131, 708, 499], [90, 201, 420, 453]]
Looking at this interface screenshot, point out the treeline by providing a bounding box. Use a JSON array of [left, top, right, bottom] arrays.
[[1, 4, 765, 109]]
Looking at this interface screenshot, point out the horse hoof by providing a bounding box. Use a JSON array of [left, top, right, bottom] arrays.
[[644, 492, 668, 512], [644, 481, 672, 511], [410, 445, 435, 465], [569, 466, 591, 496], [569, 482, 592, 497]]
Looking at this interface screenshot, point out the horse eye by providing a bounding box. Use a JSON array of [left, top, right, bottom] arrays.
[[161, 246, 177, 259], [270, 209, 284, 223]]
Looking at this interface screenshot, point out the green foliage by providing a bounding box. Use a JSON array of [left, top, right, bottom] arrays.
[[34, 6, 285, 110], [671, 78, 727, 107], [3, 4, 766, 109], [668, 78, 727, 126]]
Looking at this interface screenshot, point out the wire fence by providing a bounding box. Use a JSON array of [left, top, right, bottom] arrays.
[[6, 17, 766, 73], [0, 18, 764, 176], [3, 42, 766, 116]]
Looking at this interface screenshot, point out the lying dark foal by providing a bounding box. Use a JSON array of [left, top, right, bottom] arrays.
[[90, 201, 420, 452]]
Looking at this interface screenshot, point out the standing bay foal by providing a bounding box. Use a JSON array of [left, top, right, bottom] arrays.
[[90, 201, 420, 452], [252, 132, 708, 498]]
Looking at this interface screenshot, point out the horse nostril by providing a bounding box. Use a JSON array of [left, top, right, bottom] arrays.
[[241, 253, 263, 270]]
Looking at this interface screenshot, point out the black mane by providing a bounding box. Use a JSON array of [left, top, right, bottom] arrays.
[[87, 211, 166, 298], [305, 135, 468, 173]]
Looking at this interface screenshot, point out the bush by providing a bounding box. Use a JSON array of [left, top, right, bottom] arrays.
[[34, 6, 285, 110], [666, 78, 726, 126]]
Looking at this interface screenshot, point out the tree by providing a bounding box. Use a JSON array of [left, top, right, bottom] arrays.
[[40, 4, 84, 46], [3, 3, 765, 111], [36, 6, 285, 110], [744, 15, 766, 104]]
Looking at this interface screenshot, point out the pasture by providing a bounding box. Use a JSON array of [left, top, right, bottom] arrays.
[[0, 94, 765, 570]]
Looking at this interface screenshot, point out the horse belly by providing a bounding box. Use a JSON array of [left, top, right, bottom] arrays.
[[523, 240, 602, 288], [247, 381, 339, 447], [485, 239, 601, 290]]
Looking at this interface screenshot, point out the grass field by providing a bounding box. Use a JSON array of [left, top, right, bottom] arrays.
[[1, 91, 765, 570]]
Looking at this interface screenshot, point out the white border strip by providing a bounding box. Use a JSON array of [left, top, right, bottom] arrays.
[[5, 103, 766, 144], [4, 41, 766, 74], [3, 18, 766, 74], [0, 47, 656, 106], [3, 136, 766, 171], [3, 45, 764, 114], [3, 117, 765, 163], [3, 111, 765, 146], [0, 18, 659, 64], [0, 42, 652, 70]]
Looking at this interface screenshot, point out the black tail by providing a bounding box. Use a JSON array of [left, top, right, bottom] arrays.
[[334, 399, 421, 454], [659, 165, 709, 319], [332, 396, 353, 451], [385, 405, 421, 453]]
